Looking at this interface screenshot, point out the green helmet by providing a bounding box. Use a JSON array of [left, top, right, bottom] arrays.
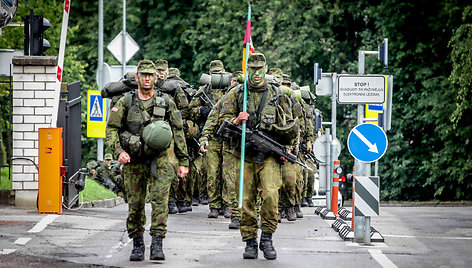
[[142, 121, 173, 151]]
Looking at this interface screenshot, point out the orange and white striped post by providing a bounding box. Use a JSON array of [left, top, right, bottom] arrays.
[[351, 166, 355, 229], [331, 160, 341, 217]]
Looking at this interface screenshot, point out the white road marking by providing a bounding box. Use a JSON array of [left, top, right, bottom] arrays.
[[369, 249, 398, 268], [28, 215, 59, 233], [383, 234, 472, 240], [14, 238, 32, 245], [0, 249, 17, 255]]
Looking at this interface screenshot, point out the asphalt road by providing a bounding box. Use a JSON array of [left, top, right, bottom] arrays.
[[0, 203, 471, 267]]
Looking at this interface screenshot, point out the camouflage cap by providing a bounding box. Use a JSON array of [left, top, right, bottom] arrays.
[[209, 60, 224, 72], [268, 67, 282, 76], [137, 60, 156, 74], [154, 59, 168, 70], [104, 153, 113, 160], [169, 67, 180, 76], [247, 53, 266, 68]]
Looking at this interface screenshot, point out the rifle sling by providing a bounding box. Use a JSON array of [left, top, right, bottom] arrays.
[[255, 89, 269, 129]]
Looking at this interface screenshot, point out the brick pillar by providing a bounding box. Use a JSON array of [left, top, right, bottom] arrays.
[[12, 56, 58, 208]]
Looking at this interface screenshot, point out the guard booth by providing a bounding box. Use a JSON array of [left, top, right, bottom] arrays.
[[57, 81, 83, 208]]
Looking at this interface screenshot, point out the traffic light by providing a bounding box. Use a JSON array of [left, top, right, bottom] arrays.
[[24, 10, 50, 56]]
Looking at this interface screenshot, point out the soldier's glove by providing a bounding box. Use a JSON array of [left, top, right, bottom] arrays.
[[200, 106, 211, 117], [306, 140, 313, 153], [186, 120, 199, 138]]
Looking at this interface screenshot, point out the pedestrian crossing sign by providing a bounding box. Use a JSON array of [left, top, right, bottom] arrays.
[[87, 90, 106, 138]]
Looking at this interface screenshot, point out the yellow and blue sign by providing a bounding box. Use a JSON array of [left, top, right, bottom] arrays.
[[365, 76, 388, 126], [87, 90, 106, 138]]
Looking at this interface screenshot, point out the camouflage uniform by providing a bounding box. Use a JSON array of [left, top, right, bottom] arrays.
[[299, 89, 317, 202], [219, 54, 298, 243], [106, 60, 188, 239], [189, 60, 227, 213], [154, 60, 194, 211], [200, 81, 242, 221]]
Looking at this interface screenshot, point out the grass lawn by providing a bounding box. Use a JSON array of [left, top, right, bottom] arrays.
[[0, 167, 12, 190], [81, 177, 117, 202]]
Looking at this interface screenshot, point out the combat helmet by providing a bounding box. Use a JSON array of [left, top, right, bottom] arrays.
[[142, 121, 173, 151]]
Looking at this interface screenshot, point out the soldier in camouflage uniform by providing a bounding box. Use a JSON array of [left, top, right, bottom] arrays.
[[154, 59, 193, 214], [189, 60, 229, 218], [298, 88, 317, 207], [268, 69, 299, 222], [199, 75, 242, 228], [106, 60, 189, 262], [219, 53, 299, 260], [93, 153, 126, 200]]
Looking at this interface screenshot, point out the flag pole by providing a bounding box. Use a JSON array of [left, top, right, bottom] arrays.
[[238, 5, 251, 209]]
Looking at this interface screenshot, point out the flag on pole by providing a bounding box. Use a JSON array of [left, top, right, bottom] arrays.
[[242, 14, 255, 74], [238, 5, 252, 208]]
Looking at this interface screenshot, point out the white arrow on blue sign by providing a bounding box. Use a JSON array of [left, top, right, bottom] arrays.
[[348, 123, 388, 162]]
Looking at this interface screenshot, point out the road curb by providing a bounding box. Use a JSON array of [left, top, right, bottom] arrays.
[[80, 197, 125, 208]]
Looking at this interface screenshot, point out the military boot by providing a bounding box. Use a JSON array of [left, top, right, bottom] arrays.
[[278, 209, 286, 223], [259, 232, 277, 260], [301, 197, 309, 207], [228, 219, 240, 229], [192, 197, 199, 206], [200, 195, 209, 205], [129, 236, 145, 261], [168, 201, 178, 214], [306, 196, 314, 207], [242, 238, 258, 259], [294, 204, 304, 218], [285, 207, 297, 221], [150, 235, 165, 261], [176, 201, 187, 213], [185, 201, 192, 211], [223, 207, 231, 219], [208, 208, 219, 218]]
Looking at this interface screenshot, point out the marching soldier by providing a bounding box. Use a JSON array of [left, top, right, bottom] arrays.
[[190, 60, 229, 218], [218, 53, 299, 260], [106, 60, 189, 261]]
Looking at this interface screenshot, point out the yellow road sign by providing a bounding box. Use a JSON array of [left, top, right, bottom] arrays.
[[87, 90, 106, 138]]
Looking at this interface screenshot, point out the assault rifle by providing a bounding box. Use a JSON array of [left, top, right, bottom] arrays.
[[217, 120, 312, 171], [299, 143, 317, 166], [195, 90, 215, 108]]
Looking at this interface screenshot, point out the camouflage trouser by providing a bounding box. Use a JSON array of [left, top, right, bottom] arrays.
[[295, 165, 304, 204], [204, 140, 223, 209], [190, 155, 206, 199], [278, 162, 298, 209], [123, 148, 178, 238], [222, 143, 240, 220], [240, 155, 282, 241], [302, 161, 316, 198]]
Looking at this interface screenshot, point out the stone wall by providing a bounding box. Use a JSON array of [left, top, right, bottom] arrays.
[[11, 56, 58, 208]]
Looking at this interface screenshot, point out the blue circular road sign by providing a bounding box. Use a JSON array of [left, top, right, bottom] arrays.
[[347, 123, 388, 163]]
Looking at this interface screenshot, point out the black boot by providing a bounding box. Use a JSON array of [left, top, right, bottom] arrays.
[[301, 197, 309, 207], [168, 201, 178, 214], [176, 201, 187, 213], [294, 204, 303, 218], [259, 232, 277, 260], [208, 208, 219, 218], [129, 236, 145, 261], [192, 197, 199, 206], [185, 201, 192, 211], [228, 219, 240, 229], [150, 235, 165, 261], [306, 197, 314, 207], [243, 238, 258, 259], [285, 207, 297, 221], [223, 207, 231, 219]]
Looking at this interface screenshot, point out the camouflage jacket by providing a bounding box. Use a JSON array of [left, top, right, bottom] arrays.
[[106, 90, 189, 167], [189, 84, 226, 124], [219, 82, 298, 151]]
